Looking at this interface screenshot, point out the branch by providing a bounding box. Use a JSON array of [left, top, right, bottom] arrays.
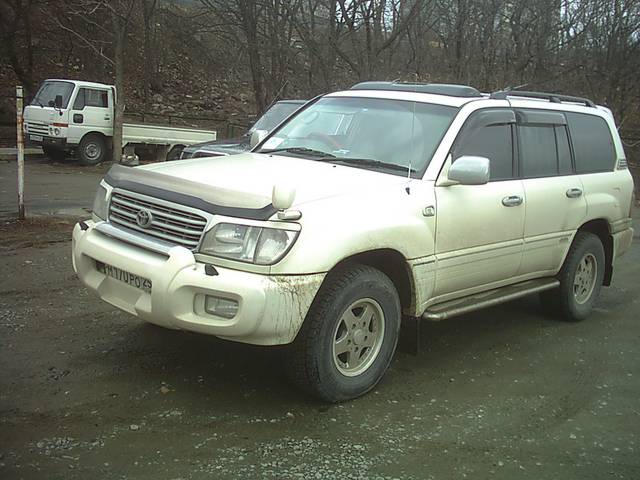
[[55, 16, 115, 66]]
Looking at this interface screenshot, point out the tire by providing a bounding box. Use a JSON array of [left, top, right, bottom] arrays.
[[285, 264, 401, 402], [42, 146, 67, 162], [78, 134, 108, 165], [166, 145, 185, 161], [540, 231, 605, 322]]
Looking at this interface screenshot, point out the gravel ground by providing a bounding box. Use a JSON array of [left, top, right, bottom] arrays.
[[0, 164, 639, 479]]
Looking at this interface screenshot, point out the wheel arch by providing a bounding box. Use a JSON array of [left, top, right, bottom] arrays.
[[576, 218, 613, 286], [326, 248, 416, 314]]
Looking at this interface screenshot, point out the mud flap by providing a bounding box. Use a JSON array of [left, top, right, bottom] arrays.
[[398, 315, 420, 355]]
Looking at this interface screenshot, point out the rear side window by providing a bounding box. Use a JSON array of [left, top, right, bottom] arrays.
[[73, 88, 108, 109], [518, 123, 574, 178], [454, 123, 514, 181], [519, 125, 557, 177], [566, 112, 616, 173]]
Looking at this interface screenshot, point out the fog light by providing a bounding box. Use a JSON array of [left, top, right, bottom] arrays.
[[204, 295, 238, 319]]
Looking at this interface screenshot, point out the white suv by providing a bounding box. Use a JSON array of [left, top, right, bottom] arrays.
[[72, 82, 635, 402]]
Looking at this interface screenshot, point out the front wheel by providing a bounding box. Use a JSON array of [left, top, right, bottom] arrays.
[[540, 231, 605, 321], [285, 264, 401, 402], [78, 134, 109, 165]]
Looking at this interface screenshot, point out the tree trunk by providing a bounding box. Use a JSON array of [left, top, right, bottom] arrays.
[[112, 12, 126, 163]]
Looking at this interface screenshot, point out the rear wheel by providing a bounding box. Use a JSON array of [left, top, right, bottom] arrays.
[[285, 264, 401, 402], [540, 231, 605, 321], [42, 146, 67, 162], [78, 134, 108, 165]]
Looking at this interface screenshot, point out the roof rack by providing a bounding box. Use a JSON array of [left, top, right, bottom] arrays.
[[490, 90, 595, 107], [350, 81, 483, 98]]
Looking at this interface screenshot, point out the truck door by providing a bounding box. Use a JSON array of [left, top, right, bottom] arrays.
[[68, 87, 113, 144]]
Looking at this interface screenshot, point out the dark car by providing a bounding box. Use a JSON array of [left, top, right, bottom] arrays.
[[180, 99, 307, 159]]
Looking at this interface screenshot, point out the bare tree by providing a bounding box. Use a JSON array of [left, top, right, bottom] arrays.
[[56, 0, 138, 162]]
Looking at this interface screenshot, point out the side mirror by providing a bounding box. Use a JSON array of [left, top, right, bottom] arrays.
[[448, 156, 490, 185], [249, 129, 268, 149], [272, 183, 296, 210], [54, 95, 63, 108]]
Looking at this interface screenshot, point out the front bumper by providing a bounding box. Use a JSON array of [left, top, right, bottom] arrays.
[[72, 221, 325, 345], [26, 134, 67, 148]]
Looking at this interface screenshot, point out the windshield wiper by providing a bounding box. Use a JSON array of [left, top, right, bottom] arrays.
[[316, 157, 416, 173], [262, 147, 336, 158]]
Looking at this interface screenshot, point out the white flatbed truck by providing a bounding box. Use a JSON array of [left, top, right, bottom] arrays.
[[23, 79, 216, 165]]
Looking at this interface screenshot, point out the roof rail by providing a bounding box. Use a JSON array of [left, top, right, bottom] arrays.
[[350, 81, 483, 98], [490, 90, 595, 107]]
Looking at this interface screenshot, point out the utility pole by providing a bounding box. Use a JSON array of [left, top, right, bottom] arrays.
[[16, 85, 25, 220]]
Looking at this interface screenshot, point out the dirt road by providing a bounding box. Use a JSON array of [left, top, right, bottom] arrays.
[[1, 161, 639, 479]]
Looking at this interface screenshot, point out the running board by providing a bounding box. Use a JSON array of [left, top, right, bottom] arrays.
[[422, 278, 560, 321]]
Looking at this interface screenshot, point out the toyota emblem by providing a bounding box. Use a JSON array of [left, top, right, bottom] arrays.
[[135, 208, 153, 228]]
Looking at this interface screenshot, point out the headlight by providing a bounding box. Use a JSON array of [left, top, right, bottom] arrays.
[[92, 184, 110, 220], [54, 127, 60, 136], [200, 223, 298, 265]]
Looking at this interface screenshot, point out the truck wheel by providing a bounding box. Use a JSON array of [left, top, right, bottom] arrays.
[[42, 146, 66, 162], [285, 264, 401, 402], [540, 232, 605, 322], [78, 134, 108, 165]]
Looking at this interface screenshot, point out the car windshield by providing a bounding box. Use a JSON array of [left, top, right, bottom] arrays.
[[30, 81, 75, 109], [258, 97, 457, 177], [250, 102, 304, 133]]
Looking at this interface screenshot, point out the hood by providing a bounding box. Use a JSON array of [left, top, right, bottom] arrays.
[[24, 105, 68, 125], [137, 152, 409, 210]]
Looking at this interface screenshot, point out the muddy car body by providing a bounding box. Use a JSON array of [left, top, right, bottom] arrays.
[[73, 82, 635, 401]]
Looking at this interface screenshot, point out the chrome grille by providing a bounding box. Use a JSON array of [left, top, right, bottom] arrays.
[[108, 190, 208, 250], [26, 122, 49, 135]]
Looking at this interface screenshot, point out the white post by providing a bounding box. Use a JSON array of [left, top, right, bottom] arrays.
[[16, 85, 25, 220]]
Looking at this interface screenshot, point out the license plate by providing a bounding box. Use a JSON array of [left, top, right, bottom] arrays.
[[96, 261, 152, 293], [30, 134, 43, 142]]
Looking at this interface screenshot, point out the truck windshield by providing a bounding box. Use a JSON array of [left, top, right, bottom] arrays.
[[258, 97, 457, 177], [250, 102, 304, 133], [31, 81, 75, 109]]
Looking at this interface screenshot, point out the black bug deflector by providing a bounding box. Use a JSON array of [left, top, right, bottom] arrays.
[[103, 164, 277, 221]]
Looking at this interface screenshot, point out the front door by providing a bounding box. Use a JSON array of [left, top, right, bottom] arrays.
[[434, 109, 525, 298], [68, 87, 113, 144]]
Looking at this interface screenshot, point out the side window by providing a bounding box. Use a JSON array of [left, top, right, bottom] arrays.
[[72, 88, 108, 109], [454, 123, 514, 181], [519, 125, 557, 178], [556, 126, 573, 175], [566, 112, 616, 173], [86, 89, 108, 108]]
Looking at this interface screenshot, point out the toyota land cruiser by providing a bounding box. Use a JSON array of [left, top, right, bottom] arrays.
[[72, 82, 635, 402]]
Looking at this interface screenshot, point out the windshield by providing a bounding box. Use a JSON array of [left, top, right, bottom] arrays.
[[251, 102, 304, 133], [31, 81, 75, 108], [258, 97, 457, 177]]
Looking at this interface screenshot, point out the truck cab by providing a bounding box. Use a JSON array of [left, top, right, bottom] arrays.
[[24, 79, 115, 164]]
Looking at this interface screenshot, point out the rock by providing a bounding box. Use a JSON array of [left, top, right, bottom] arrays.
[[130, 424, 140, 431], [159, 386, 170, 395]]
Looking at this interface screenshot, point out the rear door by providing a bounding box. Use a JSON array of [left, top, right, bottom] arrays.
[[516, 109, 587, 275]]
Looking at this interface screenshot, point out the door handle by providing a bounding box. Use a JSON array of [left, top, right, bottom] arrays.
[[566, 188, 583, 198], [502, 195, 523, 207]]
